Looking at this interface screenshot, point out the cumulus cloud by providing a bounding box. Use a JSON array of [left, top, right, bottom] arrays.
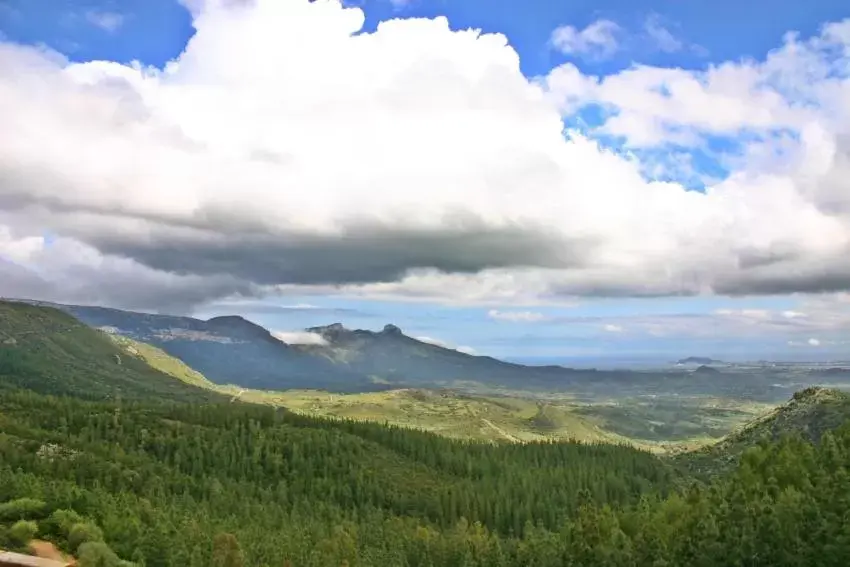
[[0, 1, 849, 311], [550, 19, 621, 59], [603, 324, 624, 333], [272, 330, 329, 345]]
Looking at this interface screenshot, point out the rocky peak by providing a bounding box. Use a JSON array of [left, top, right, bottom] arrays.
[[381, 324, 403, 336], [307, 323, 348, 338]]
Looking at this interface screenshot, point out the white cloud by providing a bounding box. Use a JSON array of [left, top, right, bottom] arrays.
[[603, 323, 624, 333], [415, 335, 449, 347], [643, 14, 683, 53], [808, 337, 822, 346], [415, 335, 476, 354], [550, 19, 621, 59], [272, 330, 329, 345], [613, 295, 850, 342], [85, 11, 125, 33], [0, 2, 848, 312], [488, 309, 547, 322], [714, 309, 772, 321]]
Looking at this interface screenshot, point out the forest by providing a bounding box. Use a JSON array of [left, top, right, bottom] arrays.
[[1, 302, 850, 566], [1, 388, 849, 566]]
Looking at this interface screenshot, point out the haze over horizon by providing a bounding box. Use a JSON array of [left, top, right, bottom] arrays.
[[1, 0, 850, 361]]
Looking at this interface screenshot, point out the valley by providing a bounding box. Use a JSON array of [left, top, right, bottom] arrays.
[[3, 2, 850, 564], [3, 300, 850, 565], [9, 299, 848, 452]]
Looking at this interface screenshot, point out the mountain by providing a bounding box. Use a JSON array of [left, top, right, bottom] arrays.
[[680, 386, 850, 475], [692, 364, 722, 375], [295, 321, 596, 388], [12, 300, 610, 392], [24, 301, 382, 392], [677, 356, 722, 365], [0, 301, 220, 402]]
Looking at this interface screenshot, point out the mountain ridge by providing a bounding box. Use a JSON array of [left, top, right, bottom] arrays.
[[9, 299, 603, 392]]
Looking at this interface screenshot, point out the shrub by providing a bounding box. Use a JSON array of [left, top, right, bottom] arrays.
[[77, 541, 121, 567], [9, 519, 38, 547], [0, 498, 47, 521], [68, 522, 105, 553]]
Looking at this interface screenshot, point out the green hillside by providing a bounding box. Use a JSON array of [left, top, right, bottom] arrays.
[[106, 334, 217, 390], [679, 386, 850, 475], [0, 301, 221, 402]]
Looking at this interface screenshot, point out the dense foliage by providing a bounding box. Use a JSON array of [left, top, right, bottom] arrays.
[[0, 387, 849, 566], [0, 389, 674, 565]]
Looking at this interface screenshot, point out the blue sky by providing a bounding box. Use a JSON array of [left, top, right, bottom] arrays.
[[1, 0, 849, 363]]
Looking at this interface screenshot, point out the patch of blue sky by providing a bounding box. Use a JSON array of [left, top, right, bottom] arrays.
[[562, 103, 613, 132], [0, 0, 192, 67], [41, 231, 57, 248]]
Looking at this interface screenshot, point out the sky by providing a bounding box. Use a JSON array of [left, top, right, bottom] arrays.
[[1, 0, 849, 364]]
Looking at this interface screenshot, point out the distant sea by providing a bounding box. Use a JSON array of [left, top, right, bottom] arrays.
[[505, 355, 850, 370], [504, 356, 672, 370]]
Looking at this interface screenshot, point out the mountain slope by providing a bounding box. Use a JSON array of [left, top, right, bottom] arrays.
[[294, 322, 597, 388], [16, 300, 830, 401], [23, 301, 607, 392], [0, 301, 221, 402], [35, 302, 381, 392], [106, 333, 217, 390], [679, 386, 850, 474]]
